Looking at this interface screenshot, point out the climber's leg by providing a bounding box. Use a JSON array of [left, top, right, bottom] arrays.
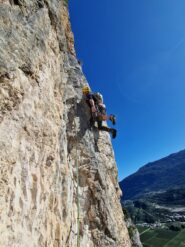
[[109, 114, 116, 125], [89, 112, 98, 127], [97, 112, 116, 125], [97, 121, 117, 139]]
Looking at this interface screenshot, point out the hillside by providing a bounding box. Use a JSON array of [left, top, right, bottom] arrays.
[[120, 149, 185, 200], [120, 150, 185, 226]]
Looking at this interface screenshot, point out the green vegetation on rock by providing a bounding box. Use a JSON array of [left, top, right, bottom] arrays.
[[64, 0, 68, 6]]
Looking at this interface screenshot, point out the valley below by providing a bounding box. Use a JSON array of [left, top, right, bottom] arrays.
[[138, 226, 185, 247], [120, 149, 185, 246]]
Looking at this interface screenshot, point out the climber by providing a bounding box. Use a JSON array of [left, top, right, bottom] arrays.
[[82, 86, 117, 139]]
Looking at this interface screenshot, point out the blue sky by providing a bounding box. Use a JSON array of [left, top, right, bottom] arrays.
[[69, 0, 185, 180]]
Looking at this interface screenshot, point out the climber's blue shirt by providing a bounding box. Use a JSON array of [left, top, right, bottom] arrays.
[[86, 93, 93, 100], [84, 93, 94, 108]]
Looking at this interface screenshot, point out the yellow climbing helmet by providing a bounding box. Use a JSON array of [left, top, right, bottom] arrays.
[[82, 86, 90, 94]]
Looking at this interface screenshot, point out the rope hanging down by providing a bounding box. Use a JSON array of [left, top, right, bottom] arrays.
[[73, 118, 81, 247]]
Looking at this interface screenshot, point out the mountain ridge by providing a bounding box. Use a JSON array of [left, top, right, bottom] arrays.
[[120, 149, 185, 200]]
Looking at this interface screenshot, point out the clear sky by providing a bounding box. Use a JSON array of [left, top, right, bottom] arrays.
[[69, 0, 185, 180]]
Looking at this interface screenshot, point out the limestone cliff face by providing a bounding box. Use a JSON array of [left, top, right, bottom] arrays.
[[0, 1, 131, 246]]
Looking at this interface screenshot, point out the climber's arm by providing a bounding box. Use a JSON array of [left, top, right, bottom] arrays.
[[87, 94, 96, 113], [89, 99, 96, 112]]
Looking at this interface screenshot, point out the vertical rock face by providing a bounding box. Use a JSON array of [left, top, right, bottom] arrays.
[[0, 1, 131, 246]]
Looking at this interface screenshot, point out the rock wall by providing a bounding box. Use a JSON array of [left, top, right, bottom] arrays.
[[0, 1, 131, 246]]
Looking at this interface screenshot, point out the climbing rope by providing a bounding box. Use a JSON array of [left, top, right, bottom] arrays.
[[73, 117, 81, 247], [76, 135, 80, 247]]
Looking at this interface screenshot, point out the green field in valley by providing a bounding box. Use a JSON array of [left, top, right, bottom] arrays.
[[137, 227, 185, 247]]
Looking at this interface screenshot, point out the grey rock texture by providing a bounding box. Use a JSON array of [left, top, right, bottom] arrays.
[[0, 1, 131, 246], [124, 213, 143, 247]]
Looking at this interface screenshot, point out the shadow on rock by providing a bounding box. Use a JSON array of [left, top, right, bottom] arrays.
[[76, 99, 100, 151], [66, 98, 100, 153]]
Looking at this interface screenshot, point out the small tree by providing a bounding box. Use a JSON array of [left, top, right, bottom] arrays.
[[64, 0, 68, 6]]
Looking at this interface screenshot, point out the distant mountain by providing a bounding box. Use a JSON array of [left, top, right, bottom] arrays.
[[120, 149, 185, 200]]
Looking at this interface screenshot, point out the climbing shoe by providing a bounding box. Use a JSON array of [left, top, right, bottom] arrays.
[[110, 128, 117, 139], [110, 115, 116, 125]]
